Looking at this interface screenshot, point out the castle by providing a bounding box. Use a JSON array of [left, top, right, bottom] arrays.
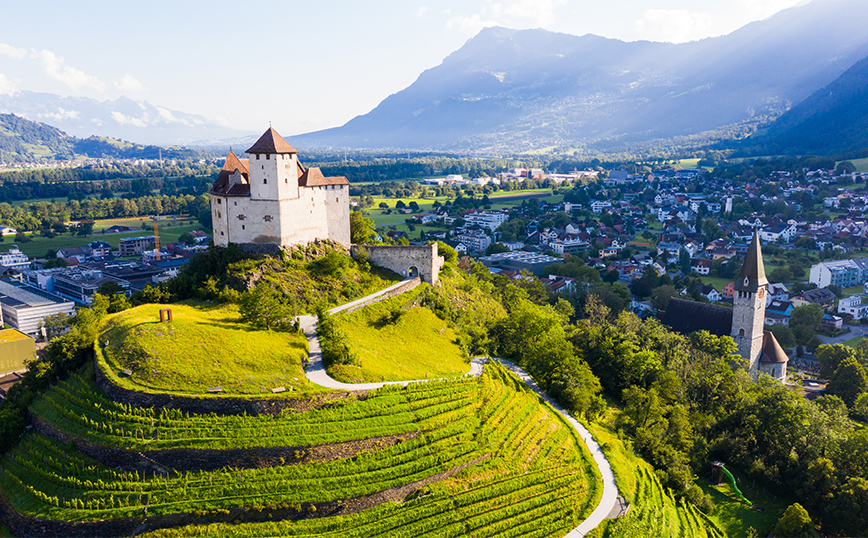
[[663, 230, 788, 380], [210, 128, 351, 248]]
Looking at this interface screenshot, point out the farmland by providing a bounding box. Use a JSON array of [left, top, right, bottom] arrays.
[[0, 363, 601, 536]]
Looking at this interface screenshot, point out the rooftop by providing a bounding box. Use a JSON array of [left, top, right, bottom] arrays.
[[0, 279, 72, 309]]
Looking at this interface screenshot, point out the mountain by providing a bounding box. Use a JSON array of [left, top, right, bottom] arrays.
[[0, 113, 209, 163], [0, 91, 255, 147], [736, 54, 868, 156], [294, 0, 868, 154]]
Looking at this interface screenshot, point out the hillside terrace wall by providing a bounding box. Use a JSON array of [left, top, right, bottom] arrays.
[[29, 412, 418, 475], [93, 351, 363, 416], [331, 277, 421, 316], [353, 244, 444, 285], [0, 452, 488, 538]]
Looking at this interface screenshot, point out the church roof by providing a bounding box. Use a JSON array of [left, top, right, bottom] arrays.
[[760, 331, 789, 363], [246, 127, 299, 154], [661, 298, 733, 337], [299, 166, 350, 187], [211, 150, 251, 196], [735, 229, 768, 292]]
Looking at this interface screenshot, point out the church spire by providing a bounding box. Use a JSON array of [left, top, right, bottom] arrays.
[[735, 229, 768, 292]]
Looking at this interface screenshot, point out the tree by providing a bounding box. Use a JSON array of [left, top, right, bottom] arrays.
[[827, 356, 868, 406], [651, 285, 678, 311], [769, 266, 794, 283], [774, 503, 815, 538], [378, 202, 389, 210], [177, 232, 195, 245], [97, 281, 125, 296], [484, 243, 510, 256], [349, 211, 376, 244], [238, 283, 295, 331], [768, 324, 796, 349]]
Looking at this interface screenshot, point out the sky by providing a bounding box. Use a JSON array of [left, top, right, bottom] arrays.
[[0, 0, 806, 137]]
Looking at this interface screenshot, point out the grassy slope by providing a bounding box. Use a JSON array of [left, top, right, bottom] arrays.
[[697, 473, 788, 538], [585, 402, 726, 538], [329, 288, 469, 383], [99, 302, 314, 395]]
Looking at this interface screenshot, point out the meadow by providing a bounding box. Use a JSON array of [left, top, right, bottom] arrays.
[[98, 303, 313, 395], [327, 287, 469, 383]]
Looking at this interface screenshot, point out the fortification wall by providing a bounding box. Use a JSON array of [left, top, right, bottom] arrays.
[[353, 244, 444, 285]]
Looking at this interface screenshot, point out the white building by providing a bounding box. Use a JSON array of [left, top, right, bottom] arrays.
[[463, 211, 509, 231], [809, 259, 863, 288], [211, 128, 351, 249], [0, 247, 30, 270], [0, 279, 75, 336], [454, 232, 491, 253], [838, 295, 868, 320]]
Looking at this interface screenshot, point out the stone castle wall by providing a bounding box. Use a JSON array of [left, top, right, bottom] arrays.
[[353, 244, 444, 285]]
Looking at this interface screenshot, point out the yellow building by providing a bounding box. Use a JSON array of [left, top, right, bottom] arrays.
[[0, 328, 36, 376]]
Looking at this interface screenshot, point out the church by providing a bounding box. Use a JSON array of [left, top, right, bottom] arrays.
[[663, 230, 789, 380], [210, 128, 351, 248]]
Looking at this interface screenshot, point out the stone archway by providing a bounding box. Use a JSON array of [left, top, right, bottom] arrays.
[[408, 266, 419, 278]]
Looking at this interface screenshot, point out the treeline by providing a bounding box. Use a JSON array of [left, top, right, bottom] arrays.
[[0, 194, 211, 231]]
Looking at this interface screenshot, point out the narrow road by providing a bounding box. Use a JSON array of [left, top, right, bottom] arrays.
[[300, 284, 620, 536]]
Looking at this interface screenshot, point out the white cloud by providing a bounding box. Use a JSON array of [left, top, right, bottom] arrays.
[[31, 49, 106, 92], [111, 111, 147, 128], [417, 6, 428, 17], [447, 0, 566, 36], [39, 108, 80, 121], [0, 73, 17, 95], [0, 43, 26, 59], [447, 14, 501, 36], [633, 9, 714, 43], [114, 74, 146, 93]]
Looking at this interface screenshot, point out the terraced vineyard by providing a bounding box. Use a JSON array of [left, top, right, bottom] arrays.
[[0, 363, 601, 537], [602, 466, 725, 538]]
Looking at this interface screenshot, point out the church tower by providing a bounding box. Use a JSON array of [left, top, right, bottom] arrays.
[[731, 230, 768, 374]]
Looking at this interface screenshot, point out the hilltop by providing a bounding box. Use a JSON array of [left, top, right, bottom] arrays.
[[0, 113, 209, 163], [295, 0, 868, 153]]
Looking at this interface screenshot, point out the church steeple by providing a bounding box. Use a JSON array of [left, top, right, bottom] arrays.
[[735, 229, 767, 293]]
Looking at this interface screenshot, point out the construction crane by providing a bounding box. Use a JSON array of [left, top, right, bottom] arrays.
[[151, 216, 161, 261]]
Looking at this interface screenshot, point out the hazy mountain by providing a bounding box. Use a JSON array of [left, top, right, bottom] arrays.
[[295, 0, 868, 153], [736, 54, 868, 156], [0, 113, 209, 163], [0, 91, 255, 147]]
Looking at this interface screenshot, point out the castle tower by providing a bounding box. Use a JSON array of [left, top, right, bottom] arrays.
[[731, 230, 768, 374], [246, 128, 301, 202]]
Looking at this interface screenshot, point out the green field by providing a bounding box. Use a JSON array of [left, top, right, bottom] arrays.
[[699, 276, 735, 292], [1, 363, 601, 537], [6, 218, 205, 259], [328, 288, 469, 383], [698, 473, 787, 538], [842, 157, 868, 173], [98, 303, 314, 396]]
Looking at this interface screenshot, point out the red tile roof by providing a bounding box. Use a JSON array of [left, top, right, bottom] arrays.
[[299, 166, 350, 187], [246, 127, 298, 154]]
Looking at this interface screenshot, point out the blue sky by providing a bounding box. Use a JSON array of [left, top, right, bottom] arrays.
[[0, 0, 804, 136]]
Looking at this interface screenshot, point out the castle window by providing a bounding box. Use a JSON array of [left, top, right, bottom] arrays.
[[266, 154, 270, 160], [217, 199, 222, 204], [221, 231, 224, 235], [264, 178, 267, 184], [237, 214, 247, 220], [336, 198, 339, 202], [218, 211, 221, 218], [285, 178, 288, 183], [256, 154, 260, 160], [234, 201, 237, 206], [242, 225, 245, 230], [739, 329, 745, 336], [263, 215, 273, 222]]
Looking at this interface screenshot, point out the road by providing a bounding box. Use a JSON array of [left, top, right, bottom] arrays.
[[299, 283, 621, 536]]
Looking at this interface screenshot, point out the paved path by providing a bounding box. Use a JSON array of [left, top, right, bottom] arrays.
[[496, 359, 620, 537], [300, 284, 620, 535]]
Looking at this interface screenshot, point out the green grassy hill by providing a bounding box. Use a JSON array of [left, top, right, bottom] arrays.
[[327, 288, 470, 383], [0, 363, 601, 537], [98, 303, 313, 396]]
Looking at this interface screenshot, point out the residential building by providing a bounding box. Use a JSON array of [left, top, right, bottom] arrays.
[[809, 259, 862, 288], [453, 232, 491, 253], [462, 211, 509, 231], [838, 295, 868, 320], [119, 236, 156, 257], [791, 287, 837, 310], [21, 266, 129, 306], [0, 247, 30, 270]]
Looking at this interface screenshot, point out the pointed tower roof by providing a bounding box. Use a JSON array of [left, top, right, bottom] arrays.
[[245, 127, 298, 154], [760, 331, 788, 364], [221, 150, 249, 173], [735, 229, 768, 292]]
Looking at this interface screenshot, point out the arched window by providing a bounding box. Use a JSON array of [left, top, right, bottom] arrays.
[[264, 178, 267, 184], [739, 329, 745, 336]]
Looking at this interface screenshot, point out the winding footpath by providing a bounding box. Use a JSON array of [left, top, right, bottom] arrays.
[[300, 280, 619, 536]]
